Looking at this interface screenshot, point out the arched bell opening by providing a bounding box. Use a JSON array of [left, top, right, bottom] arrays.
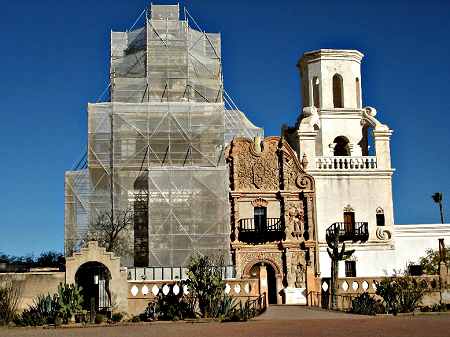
[[333, 136, 351, 156]]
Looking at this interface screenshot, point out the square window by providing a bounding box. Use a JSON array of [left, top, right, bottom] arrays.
[[345, 261, 356, 277]]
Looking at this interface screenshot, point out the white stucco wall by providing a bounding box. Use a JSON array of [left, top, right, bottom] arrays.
[[312, 172, 394, 242], [394, 224, 450, 270], [319, 224, 450, 277], [319, 243, 397, 277]]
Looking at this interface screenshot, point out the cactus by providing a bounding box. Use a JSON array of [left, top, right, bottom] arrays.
[[56, 283, 83, 323], [327, 226, 355, 310]]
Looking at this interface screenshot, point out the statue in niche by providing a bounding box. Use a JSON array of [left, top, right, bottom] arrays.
[[294, 263, 306, 288], [287, 205, 304, 239]]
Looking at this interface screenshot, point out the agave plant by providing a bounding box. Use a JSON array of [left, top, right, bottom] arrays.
[[33, 293, 60, 324]]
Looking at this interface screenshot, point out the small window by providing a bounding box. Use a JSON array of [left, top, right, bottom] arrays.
[[345, 261, 356, 277], [376, 207, 385, 226], [333, 74, 344, 108], [313, 77, 320, 108], [254, 207, 267, 232], [355, 77, 361, 108], [408, 264, 423, 276]]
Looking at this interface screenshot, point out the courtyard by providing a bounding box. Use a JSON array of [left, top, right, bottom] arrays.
[[1, 312, 450, 337]]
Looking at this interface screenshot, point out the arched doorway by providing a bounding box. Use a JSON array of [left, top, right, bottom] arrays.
[[249, 263, 278, 304], [75, 262, 112, 313]]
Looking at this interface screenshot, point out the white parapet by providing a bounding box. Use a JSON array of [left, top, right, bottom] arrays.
[[315, 156, 377, 170]]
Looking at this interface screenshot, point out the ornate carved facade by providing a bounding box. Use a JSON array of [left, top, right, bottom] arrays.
[[225, 136, 319, 303]]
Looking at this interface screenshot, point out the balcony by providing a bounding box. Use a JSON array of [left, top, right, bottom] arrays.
[[315, 156, 377, 171], [238, 218, 283, 243], [325, 222, 369, 243]]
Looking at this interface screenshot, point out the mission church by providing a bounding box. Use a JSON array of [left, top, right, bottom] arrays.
[[64, 4, 449, 307]]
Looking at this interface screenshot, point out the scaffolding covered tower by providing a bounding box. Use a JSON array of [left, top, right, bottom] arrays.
[[64, 4, 263, 267]]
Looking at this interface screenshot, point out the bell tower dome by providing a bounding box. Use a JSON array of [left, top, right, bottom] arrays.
[[298, 49, 363, 110]]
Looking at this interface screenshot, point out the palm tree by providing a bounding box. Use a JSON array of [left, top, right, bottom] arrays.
[[432, 192, 444, 224]]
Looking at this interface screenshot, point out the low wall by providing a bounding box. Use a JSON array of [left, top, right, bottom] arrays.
[[311, 275, 445, 310], [127, 278, 260, 316], [0, 271, 65, 311]]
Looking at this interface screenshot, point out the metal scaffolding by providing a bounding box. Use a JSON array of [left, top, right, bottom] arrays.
[[64, 4, 263, 267]]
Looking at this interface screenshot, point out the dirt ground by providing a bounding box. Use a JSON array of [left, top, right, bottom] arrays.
[[2, 315, 450, 337]]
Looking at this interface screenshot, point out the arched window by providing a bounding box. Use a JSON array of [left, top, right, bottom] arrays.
[[360, 124, 369, 156], [333, 136, 350, 156], [313, 77, 320, 108], [355, 77, 361, 108], [376, 207, 385, 226], [333, 74, 344, 108]]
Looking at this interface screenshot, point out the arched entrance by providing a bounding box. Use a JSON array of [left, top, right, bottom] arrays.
[[249, 262, 278, 304], [75, 262, 112, 313]]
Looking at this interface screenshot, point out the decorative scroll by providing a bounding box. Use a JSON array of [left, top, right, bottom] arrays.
[[251, 197, 268, 207], [376, 227, 392, 241]]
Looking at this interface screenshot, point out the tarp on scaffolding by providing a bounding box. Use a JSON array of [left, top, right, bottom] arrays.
[[64, 4, 263, 267]]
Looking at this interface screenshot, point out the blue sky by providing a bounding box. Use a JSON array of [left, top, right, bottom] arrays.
[[0, 0, 449, 255]]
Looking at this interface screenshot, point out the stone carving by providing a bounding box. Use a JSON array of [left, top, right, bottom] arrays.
[[301, 154, 308, 169], [226, 137, 317, 286], [295, 264, 306, 288], [296, 175, 312, 190], [286, 202, 304, 239], [239, 251, 283, 277], [287, 251, 306, 288], [251, 197, 268, 208], [283, 157, 298, 190], [230, 139, 279, 191], [376, 227, 392, 241], [343, 204, 354, 212]]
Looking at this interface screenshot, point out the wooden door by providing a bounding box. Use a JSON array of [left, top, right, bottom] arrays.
[[344, 211, 355, 234]]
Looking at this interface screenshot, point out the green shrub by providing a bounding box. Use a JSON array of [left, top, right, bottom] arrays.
[[131, 315, 140, 322], [213, 294, 237, 320], [33, 293, 60, 324], [111, 312, 124, 322], [376, 276, 428, 314], [17, 307, 46, 326], [185, 255, 225, 318], [431, 303, 447, 312], [351, 293, 384, 315], [0, 276, 22, 325], [154, 284, 195, 320], [221, 298, 258, 322], [54, 316, 63, 326], [15, 293, 60, 326], [95, 314, 106, 324]]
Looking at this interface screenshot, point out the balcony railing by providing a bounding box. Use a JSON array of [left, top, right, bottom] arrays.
[[315, 156, 377, 170], [325, 222, 369, 243], [239, 218, 282, 233], [238, 218, 283, 242]]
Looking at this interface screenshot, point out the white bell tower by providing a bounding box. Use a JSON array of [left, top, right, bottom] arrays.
[[285, 49, 396, 278]]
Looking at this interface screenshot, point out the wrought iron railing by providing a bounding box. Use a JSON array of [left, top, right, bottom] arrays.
[[239, 218, 282, 233], [325, 222, 369, 243]]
